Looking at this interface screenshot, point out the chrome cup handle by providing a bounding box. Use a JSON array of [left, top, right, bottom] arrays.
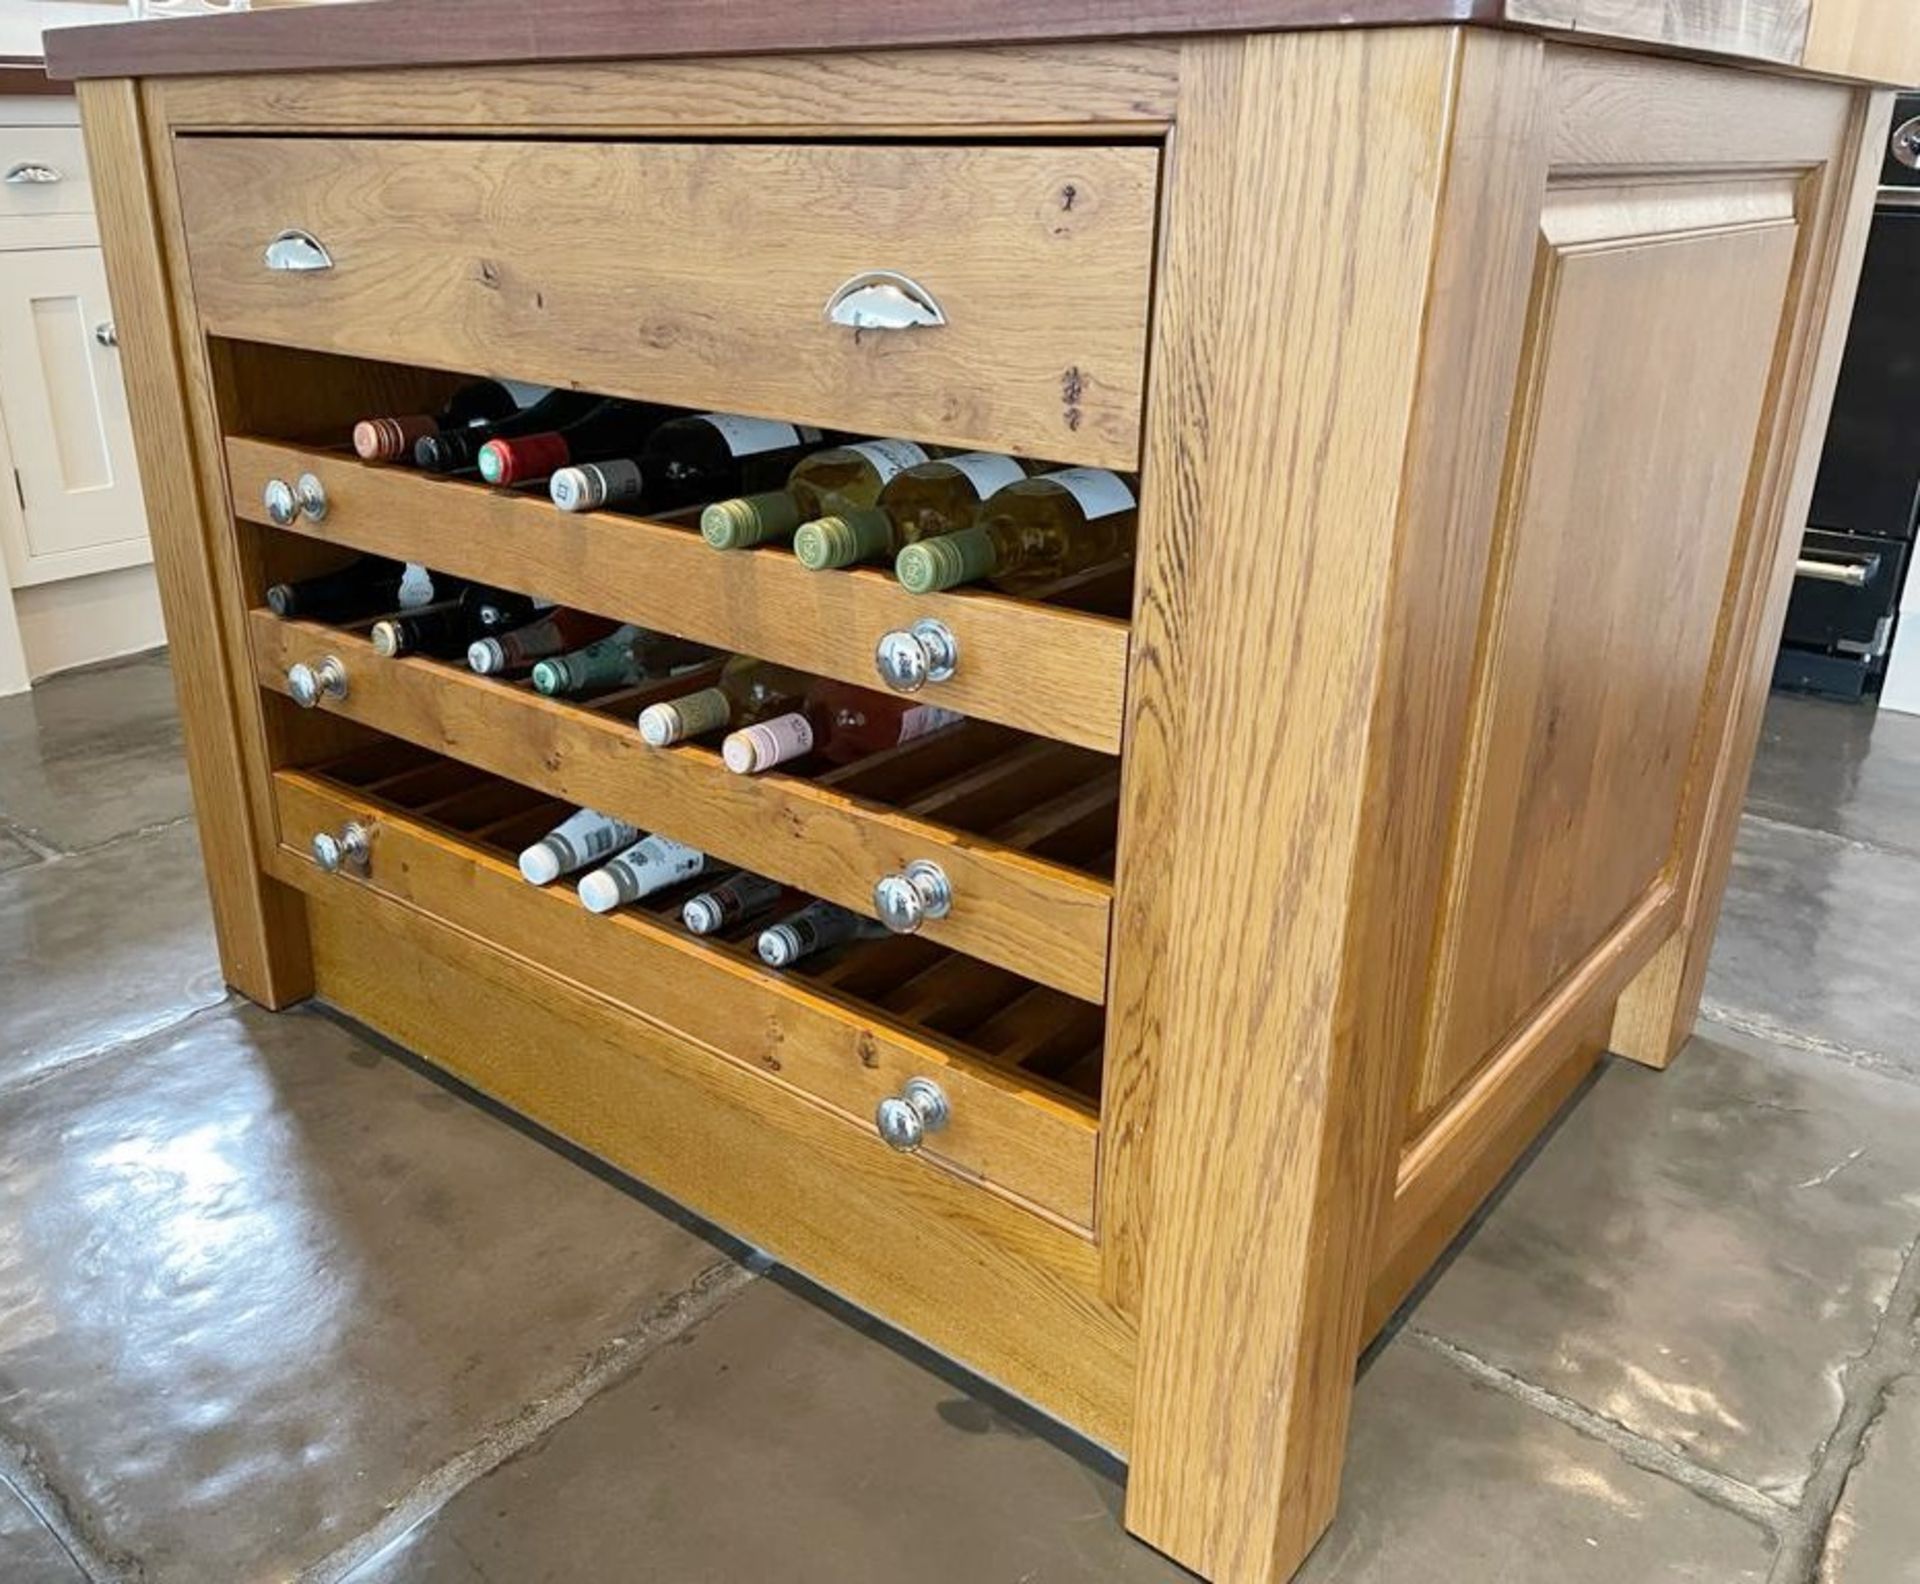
[[825, 271, 945, 331], [4, 163, 62, 186], [264, 229, 333, 273]]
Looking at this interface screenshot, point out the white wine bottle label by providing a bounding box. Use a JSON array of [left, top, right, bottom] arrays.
[[1047, 467, 1137, 519], [898, 704, 965, 743], [846, 439, 930, 483], [722, 712, 815, 774], [620, 834, 707, 895], [943, 451, 1025, 498], [397, 562, 436, 609], [700, 414, 804, 458]]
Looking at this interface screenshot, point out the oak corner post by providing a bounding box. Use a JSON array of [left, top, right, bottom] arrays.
[[76, 77, 313, 1009], [1114, 26, 1476, 1583]]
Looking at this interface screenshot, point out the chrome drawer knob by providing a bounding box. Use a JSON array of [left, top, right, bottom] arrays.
[[875, 1077, 950, 1152], [311, 821, 371, 875], [294, 472, 328, 522], [94, 321, 118, 349], [286, 655, 348, 709], [264, 477, 298, 526], [873, 859, 952, 934], [874, 618, 958, 693]]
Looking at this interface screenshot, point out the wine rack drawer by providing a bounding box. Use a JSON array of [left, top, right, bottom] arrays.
[[250, 613, 1115, 1002], [228, 437, 1130, 755], [174, 136, 1158, 471], [270, 759, 1102, 1227]]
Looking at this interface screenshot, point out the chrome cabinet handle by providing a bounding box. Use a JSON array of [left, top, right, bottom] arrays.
[[93, 321, 117, 349], [872, 859, 953, 935], [875, 1077, 949, 1153], [311, 821, 372, 875], [825, 270, 945, 331], [286, 655, 348, 709], [263, 229, 333, 273], [1893, 115, 1920, 171], [4, 163, 62, 185], [874, 618, 958, 693], [263, 474, 327, 526]]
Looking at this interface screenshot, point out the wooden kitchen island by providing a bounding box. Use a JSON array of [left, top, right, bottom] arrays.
[[49, 3, 1920, 1579]]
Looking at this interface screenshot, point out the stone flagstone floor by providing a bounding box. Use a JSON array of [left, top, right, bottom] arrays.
[[1, 654, 1916, 1583]]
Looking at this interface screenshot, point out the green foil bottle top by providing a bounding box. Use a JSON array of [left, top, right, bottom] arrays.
[[794, 508, 891, 571], [530, 657, 570, 695], [700, 491, 803, 550], [895, 526, 996, 594]]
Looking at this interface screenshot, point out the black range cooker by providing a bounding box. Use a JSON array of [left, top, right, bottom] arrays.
[[1777, 95, 1920, 700]]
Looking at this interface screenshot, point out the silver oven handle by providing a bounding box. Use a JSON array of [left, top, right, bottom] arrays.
[[1795, 555, 1873, 588]]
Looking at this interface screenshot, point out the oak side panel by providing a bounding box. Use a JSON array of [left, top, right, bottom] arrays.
[[154, 43, 1180, 133], [1612, 86, 1890, 1067], [1416, 176, 1803, 1120], [301, 882, 1138, 1451], [75, 78, 311, 1006], [1119, 29, 1463, 1584]]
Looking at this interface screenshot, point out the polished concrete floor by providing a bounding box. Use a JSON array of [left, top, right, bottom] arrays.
[[1, 654, 1917, 1583]]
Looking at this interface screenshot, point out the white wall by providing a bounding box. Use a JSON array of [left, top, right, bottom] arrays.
[[0, 3, 126, 55]]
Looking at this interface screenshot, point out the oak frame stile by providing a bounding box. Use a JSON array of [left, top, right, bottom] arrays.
[[53, 6, 1906, 1583]]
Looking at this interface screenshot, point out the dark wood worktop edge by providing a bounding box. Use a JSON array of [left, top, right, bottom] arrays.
[[45, 0, 1498, 82], [0, 56, 69, 96]]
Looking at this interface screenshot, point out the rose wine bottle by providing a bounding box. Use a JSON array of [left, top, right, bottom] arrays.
[[636, 656, 809, 746], [413, 387, 600, 474], [477, 398, 676, 489], [351, 379, 525, 465], [756, 900, 885, 967], [792, 451, 1035, 571], [681, 871, 785, 936], [548, 413, 825, 516], [576, 834, 708, 915], [894, 469, 1138, 595], [720, 678, 962, 775], [467, 608, 621, 676], [517, 807, 640, 886], [700, 438, 937, 550]]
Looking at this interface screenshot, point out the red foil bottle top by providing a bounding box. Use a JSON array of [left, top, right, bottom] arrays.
[[353, 414, 436, 463], [478, 432, 570, 486]]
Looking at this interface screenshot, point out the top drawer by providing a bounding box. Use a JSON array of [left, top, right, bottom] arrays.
[[169, 136, 1159, 470], [0, 126, 92, 219]]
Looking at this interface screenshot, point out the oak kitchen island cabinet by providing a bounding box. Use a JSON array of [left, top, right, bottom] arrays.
[[48, 2, 1920, 1579]]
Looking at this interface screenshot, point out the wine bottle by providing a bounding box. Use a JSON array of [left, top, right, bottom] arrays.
[[548, 413, 826, 516], [265, 555, 442, 622], [720, 679, 963, 775], [468, 608, 620, 677], [518, 807, 640, 886], [756, 900, 884, 967], [530, 625, 714, 698], [681, 871, 785, 936], [793, 452, 1033, 571], [476, 398, 675, 488], [894, 469, 1138, 595], [700, 438, 934, 550], [369, 586, 539, 659], [414, 388, 599, 474], [577, 834, 708, 915], [636, 656, 809, 747], [352, 379, 523, 465]]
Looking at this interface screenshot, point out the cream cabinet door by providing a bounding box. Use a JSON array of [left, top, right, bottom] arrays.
[[0, 244, 150, 586]]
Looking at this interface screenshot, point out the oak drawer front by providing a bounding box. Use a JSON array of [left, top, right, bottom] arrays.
[[250, 614, 1113, 1002], [228, 438, 1130, 755], [272, 769, 1099, 1227], [175, 136, 1157, 470], [0, 126, 92, 218]]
